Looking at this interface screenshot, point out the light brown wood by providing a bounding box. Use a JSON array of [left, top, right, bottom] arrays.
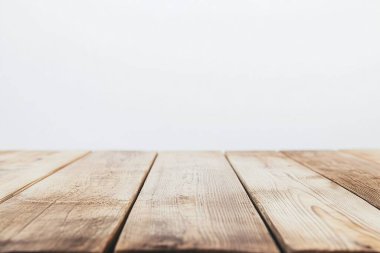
[[343, 149, 380, 164], [0, 151, 156, 253], [284, 150, 380, 209], [0, 151, 88, 203], [227, 151, 380, 253], [116, 152, 278, 253]]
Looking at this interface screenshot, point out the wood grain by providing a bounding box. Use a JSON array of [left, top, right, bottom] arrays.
[[284, 150, 380, 209], [116, 152, 278, 253], [227, 151, 380, 253], [0, 151, 156, 253], [0, 151, 88, 203], [343, 149, 380, 165]]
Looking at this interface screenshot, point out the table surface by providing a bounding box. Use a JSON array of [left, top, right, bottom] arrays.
[[0, 150, 380, 253]]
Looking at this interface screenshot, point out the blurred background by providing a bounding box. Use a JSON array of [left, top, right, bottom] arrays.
[[0, 0, 379, 150]]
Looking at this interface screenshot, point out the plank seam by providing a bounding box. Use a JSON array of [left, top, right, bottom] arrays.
[[103, 152, 158, 253], [0, 151, 91, 205], [280, 151, 380, 211], [224, 153, 285, 253]]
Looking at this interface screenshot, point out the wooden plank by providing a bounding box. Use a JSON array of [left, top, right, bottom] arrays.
[[0, 151, 156, 253], [343, 149, 380, 164], [116, 152, 279, 253], [284, 150, 380, 209], [227, 151, 380, 253], [0, 151, 88, 203]]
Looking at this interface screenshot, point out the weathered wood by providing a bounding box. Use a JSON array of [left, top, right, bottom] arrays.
[[284, 150, 380, 209], [0, 151, 88, 203], [116, 152, 278, 253], [227, 151, 380, 253], [343, 149, 380, 164], [0, 151, 156, 253]]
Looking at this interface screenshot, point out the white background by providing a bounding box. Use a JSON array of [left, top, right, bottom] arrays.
[[1, 0, 379, 150]]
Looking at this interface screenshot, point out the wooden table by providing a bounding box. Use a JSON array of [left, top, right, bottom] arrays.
[[1, 150, 380, 253]]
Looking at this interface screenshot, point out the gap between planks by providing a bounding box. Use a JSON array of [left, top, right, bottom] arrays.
[[103, 153, 158, 253], [115, 152, 279, 253], [0, 151, 90, 204], [224, 153, 286, 253], [1, 151, 380, 253], [283, 150, 380, 210], [0, 152, 157, 253], [227, 151, 380, 253]]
